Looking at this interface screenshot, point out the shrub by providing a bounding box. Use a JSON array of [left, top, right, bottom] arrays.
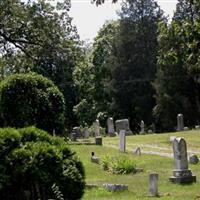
[[0, 126, 85, 200], [101, 155, 136, 174], [0, 73, 65, 135]]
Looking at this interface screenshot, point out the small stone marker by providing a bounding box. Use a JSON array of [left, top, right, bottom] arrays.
[[119, 130, 126, 152], [184, 127, 189, 131], [95, 136, 102, 145], [140, 120, 145, 134], [91, 152, 100, 164], [170, 136, 176, 143], [177, 114, 184, 131], [115, 119, 131, 134], [94, 119, 100, 137], [169, 137, 196, 183], [103, 183, 128, 192], [133, 147, 141, 156], [107, 117, 115, 137], [149, 173, 159, 196], [195, 125, 200, 129], [189, 155, 199, 164]]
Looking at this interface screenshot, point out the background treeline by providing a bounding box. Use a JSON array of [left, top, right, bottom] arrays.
[[1, 0, 200, 133]]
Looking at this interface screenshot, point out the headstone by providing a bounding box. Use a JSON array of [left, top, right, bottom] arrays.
[[184, 127, 189, 131], [148, 129, 153, 134], [133, 147, 141, 156], [91, 152, 100, 164], [177, 114, 184, 131], [195, 125, 200, 129], [72, 127, 82, 138], [189, 155, 199, 164], [94, 119, 100, 137], [115, 119, 131, 134], [70, 132, 77, 141], [119, 130, 126, 152], [95, 136, 102, 145], [149, 173, 159, 196], [103, 183, 128, 192], [83, 128, 90, 138], [170, 136, 176, 143], [169, 137, 196, 183], [140, 120, 145, 134], [107, 117, 115, 136]]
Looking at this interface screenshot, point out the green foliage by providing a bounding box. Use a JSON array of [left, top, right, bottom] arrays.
[[0, 73, 65, 135], [101, 155, 136, 174], [0, 0, 82, 130], [0, 126, 85, 200], [154, 0, 200, 131]]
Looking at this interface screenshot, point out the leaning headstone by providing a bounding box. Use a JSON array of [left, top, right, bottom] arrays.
[[149, 173, 159, 196], [119, 130, 126, 152], [177, 114, 184, 131], [107, 117, 115, 136], [94, 119, 100, 137], [115, 119, 132, 134], [169, 137, 196, 183], [133, 147, 141, 156], [140, 120, 145, 134], [189, 155, 199, 164], [95, 136, 102, 145]]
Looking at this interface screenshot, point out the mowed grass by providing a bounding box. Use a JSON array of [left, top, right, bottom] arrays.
[[70, 130, 200, 200]]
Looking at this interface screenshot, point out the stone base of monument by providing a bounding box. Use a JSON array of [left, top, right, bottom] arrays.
[[169, 169, 196, 184]]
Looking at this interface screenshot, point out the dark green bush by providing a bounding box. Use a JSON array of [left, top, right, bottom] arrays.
[[0, 126, 85, 200], [0, 73, 65, 135]]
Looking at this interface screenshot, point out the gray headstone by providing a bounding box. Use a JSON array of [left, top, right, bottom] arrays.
[[115, 119, 130, 134], [83, 128, 90, 138], [140, 120, 145, 134], [95, 136, 102, 145], [103, 183, 128, 192], [189, 155, 199, 164], [72, 127, 82, 138], [70, 132, 77, 141], [133, 147, 141, 156], [177, 114, 184, 131], [107, 117, 115, 136], [184, 127, 189, 131], [119, 130, 126, 152], [149, 173, 158, 196], [94, 119, 100, 137], [169, 137, 196, 183], [195, 125, 200, 129]]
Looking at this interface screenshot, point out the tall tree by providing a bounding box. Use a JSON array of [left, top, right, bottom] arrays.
[[154, 0, 200, 131], [0, 0, 81, 130], [109, 0, 164, 131]]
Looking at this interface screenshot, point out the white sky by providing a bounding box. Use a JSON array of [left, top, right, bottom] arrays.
[[70, 0, 178, 41]]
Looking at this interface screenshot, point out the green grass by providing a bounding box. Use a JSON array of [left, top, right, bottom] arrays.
[[70, 130, 200, 200]]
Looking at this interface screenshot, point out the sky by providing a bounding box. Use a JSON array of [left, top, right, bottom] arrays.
[[69, 0, 178, 41]]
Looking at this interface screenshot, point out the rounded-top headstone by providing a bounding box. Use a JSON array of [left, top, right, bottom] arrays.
[[189, 155, 199, 164]]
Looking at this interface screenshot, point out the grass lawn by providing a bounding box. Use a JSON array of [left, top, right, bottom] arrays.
[[70, 129, 200, 199]]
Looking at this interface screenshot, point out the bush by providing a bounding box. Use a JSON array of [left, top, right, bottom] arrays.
[[101, 155, 136, 174], [0, 126, 85, 200], [0, 73, 65, 135]]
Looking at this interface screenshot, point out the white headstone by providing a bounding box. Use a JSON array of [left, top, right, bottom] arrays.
[[119, 130, 126, 152]]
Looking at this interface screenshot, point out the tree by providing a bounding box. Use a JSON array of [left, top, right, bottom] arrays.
[[154, 0, 200, 131], [109, 0, 164, 131], [0, 0, 81, 131], [0, 73, 65, 135]]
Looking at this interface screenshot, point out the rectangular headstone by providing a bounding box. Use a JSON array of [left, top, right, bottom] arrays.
[[94, 119, 100, 137], [115, 119, 130, 134], [119, 130, 126, 152], [107, 117, 115, 136], [149, 173, 158, 196]]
